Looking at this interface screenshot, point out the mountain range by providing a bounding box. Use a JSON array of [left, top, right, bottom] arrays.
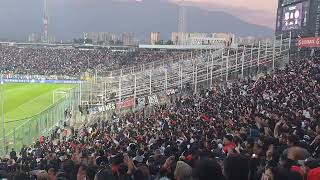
[[0, 0, 275, 41]]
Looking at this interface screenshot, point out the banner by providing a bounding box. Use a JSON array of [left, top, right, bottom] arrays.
[[148, 95, 159, 105], [87, 103, 116, 114], [4, 79, 81, 84], [137, 97, 146, 107], [166, 89, 178, 96], [116, 97, 135, 109], [105, 103, 116, 111], [297, 37, 320, 48]]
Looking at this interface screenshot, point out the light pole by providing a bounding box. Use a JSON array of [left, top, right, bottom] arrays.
[[87, 59, 90, 71], [0, 73, 5, 155]]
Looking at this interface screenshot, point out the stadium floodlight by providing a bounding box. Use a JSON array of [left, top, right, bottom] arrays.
[[178, 0, 186, 45], [43, 0, 49, 43]]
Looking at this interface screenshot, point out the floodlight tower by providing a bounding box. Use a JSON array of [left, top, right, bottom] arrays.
[[178, 0, 187, 45], [43, 0, 49, 43]]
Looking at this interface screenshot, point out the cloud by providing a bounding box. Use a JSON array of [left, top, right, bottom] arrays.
[[181, 0, 277, 12], [170, 0, 278, 28]]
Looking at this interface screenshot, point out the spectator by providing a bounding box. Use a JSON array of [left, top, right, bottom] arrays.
[[223, 155, 249, 180], [9, 149, 16, 161], [94, 169, 117, 180], [193, 159, 224, 180], [261, 167, 293, 180], [174, 161, 193, 180], [223, 135, 236, 154]]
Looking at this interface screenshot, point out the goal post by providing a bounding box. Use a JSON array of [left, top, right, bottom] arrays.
[[53, 90, 69, 104]]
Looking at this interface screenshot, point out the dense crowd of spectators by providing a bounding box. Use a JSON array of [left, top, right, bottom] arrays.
[[0, 56, 319, 180], [0, 46, 188, 77]]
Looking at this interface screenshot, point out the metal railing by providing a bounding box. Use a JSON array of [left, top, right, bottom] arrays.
[[80, 34, 291, 110]]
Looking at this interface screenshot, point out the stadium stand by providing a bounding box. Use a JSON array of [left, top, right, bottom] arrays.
[[0, 51, 319, 179], [0, 46, 190, 77]]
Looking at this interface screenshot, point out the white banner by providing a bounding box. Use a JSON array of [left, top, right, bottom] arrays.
[[148, 95, 159, 105], [137, 97, 145, 107], [88, 103, 116, 114], [166, 89, 178, 96]]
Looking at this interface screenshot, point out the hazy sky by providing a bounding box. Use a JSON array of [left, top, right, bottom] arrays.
[[55, 0, 279, 27], [177, 0, 278, 28], [0, 0, 278, 40]]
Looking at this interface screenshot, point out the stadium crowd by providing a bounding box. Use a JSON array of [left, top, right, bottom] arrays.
[[0, 56, 320, 180], [0, 46, 188, 77]]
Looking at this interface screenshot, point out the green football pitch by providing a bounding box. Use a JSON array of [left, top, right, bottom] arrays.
[[0, 83, 76, 135]]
